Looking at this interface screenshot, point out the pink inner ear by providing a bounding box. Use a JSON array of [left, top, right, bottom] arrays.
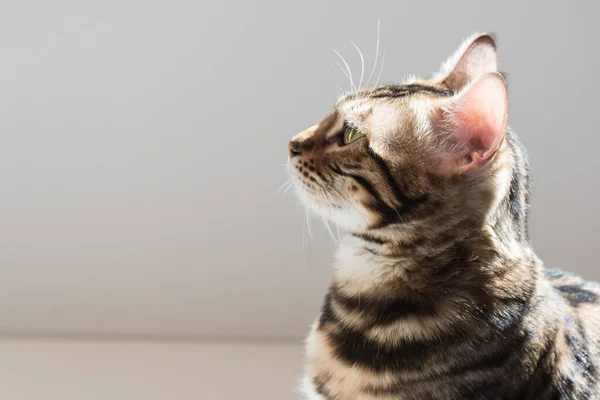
[[452, 73, 508, 158]]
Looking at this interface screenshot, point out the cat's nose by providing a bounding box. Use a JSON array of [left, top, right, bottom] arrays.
[[289, 140, 302, 158]]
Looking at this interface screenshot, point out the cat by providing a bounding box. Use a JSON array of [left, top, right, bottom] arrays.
[[287, 33, 600, 399]]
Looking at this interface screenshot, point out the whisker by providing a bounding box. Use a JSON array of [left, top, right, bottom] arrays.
[[322, 188, 344, 242], [351, 42, 365, 90], [305, 208, 314, 239], [321, 187, 337, 207], [373, 46, 387, 88], [277, 180, 291, 194], [322, 218, 338, 244], [319, 188, 339, 244], [333, 49, 357, 92], [282, 182, 294, 198], [302, 208, 307, 262], [327, 184, 369, 225], [392, 206, 406, 225], [334, 60, 354, 92], [366, 19, 381, 87]]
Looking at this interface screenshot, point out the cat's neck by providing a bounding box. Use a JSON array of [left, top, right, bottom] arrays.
[[331, 227, 540, 306]]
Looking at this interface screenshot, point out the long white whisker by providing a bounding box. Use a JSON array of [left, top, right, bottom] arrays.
[[302, 209, 307, 262], [366, 19, 381, 86], [328, 185, 368, 225], [322, 218, 337, 243], [282, 182, 293, 198], [351, 42, 365, 90], [305, 208, 313, 239], [373, 47, 387, 88], [319, 190, 339, 247], [322, 188, 336, 206], [320, 188, 342, 244], [322, 189, 335, 216], [348, 203, 352, 235], [277, 180, 291, 194], [334, 60, 354, 90], [333, 49, 357, 92]]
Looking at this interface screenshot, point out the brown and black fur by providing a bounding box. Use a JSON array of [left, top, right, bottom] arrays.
[[288, 34, 600, 400]]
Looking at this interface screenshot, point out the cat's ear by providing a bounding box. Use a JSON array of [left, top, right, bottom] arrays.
[[435, 33, 498, 91], [436, 72, 508, 174]]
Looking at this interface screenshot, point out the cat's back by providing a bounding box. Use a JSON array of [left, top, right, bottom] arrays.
[[545, 267, 600, 329], [546, 267, 600, 389]]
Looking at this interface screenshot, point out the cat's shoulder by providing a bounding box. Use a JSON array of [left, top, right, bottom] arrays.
[[544, 267, 600, 307]]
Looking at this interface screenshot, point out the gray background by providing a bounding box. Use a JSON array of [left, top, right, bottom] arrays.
[[0, 0, 598, 340]]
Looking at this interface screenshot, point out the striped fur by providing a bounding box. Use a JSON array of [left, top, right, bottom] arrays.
[[288, 34, 600, 399]]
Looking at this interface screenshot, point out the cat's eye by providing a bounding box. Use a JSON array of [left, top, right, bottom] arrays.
[[343, 126, 364, 145]]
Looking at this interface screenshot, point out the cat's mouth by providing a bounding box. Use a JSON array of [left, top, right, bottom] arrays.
[[287, 159, 340, 208], [288, 152, 358, 215], [287, 159, 369, 232]]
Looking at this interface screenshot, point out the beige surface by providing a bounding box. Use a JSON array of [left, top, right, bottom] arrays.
[[0, 338, 304, 400]]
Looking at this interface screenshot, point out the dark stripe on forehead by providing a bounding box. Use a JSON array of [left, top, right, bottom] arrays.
[[365, 84, 455, 100]]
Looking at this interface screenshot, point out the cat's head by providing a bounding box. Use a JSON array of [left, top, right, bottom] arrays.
[[287, 34, 513, 235]]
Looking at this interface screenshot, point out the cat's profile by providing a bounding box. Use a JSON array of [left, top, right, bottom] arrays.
[[287, 33, 600, 399]]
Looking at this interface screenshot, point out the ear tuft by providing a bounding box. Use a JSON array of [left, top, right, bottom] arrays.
[[435, 33, 498, 91]]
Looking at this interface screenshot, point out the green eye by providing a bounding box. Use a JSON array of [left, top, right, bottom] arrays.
[[343, 126, 364, 145]]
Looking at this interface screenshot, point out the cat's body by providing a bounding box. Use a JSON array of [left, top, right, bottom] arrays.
[[300, 208, 600, 399], [302, 263, 600, 399], [287, 34, 600, 399]]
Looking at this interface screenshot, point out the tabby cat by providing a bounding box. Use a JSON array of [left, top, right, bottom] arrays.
[[287, 33, 600, 399]]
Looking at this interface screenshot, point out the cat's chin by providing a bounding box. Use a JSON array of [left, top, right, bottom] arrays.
[[289, 178, 367, 233]]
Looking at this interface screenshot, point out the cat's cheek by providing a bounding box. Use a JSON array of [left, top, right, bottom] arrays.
[[326, 207, 369, 232]]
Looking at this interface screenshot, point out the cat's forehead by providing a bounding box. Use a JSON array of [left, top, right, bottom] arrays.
[[338, 98, 373, 120], [336, 92, 397, 124], [336, 92, 419, 132], [337, 84, 454, 119]]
